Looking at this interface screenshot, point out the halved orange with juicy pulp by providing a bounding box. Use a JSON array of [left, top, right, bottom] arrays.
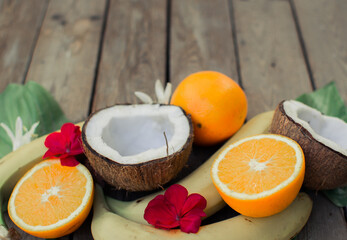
[[8, 159, 94, 238], [211, 134, 305, 217]]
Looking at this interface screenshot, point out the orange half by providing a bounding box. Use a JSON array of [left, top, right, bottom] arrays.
[[211, 134, 305, 217], [8, 160, 94, 238]]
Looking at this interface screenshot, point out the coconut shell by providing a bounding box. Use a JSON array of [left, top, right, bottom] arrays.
[[81, 106, 194, 192], [269, 100, 347, 190]]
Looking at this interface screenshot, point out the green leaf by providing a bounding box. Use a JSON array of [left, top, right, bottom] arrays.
[[322, 187, 347, 207], [296, 82, 347, 207], [0, 81, 69, 158], [296, 82, 347, 122]]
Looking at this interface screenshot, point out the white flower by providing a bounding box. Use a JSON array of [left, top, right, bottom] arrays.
[[135, 79, 172, 104], [0, 117, 39, 151]]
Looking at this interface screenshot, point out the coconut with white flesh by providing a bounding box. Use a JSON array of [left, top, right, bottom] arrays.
[[270, 100, 347, 190], [82, 104, 193, 191]]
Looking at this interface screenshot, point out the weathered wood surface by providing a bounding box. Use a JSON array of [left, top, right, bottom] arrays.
[[232, 0, 311, 118], [0, 0, 346, 239], [25, 0, 107, 123], [293, 0, 347, 104], [170, 0, 238, 87], [0, 0, 48, 91], [92, 0, 167, 112]]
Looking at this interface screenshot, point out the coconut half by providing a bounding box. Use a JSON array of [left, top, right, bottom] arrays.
[[81, 104, 193, 191], [270, 100, 347, 190]]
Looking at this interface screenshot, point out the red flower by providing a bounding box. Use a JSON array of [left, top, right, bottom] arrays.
[[144, 184, 207, 233], [43, 123, 83, 167]]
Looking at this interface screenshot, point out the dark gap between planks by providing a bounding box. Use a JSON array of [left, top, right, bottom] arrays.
[[289, 0, 316, 90], [22, 1, 49, 84], [228, 0, 244, 89], [165, 0, 172, 84], [88, 0, 111, 115]]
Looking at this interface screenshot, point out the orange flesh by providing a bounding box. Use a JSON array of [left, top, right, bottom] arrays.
[[14, 163, 87, 226], [218, 138, 296, 194]]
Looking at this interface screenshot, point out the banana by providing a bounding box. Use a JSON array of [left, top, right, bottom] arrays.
[[0, 114, 313, 240], [106, 111, 275, 224], [0, 123, 83, 235], [93, 184, 312, 240], [0, 132, 47, 236]]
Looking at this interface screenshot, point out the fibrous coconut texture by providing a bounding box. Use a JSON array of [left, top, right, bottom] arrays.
[[270, 100, 347, 190], [82, 104, 193, 191]]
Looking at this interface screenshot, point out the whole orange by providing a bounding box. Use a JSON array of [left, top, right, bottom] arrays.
[[170, 71, 247, 145]]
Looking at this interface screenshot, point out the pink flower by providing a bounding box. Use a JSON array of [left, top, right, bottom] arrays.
[[144, 184, 207, 233], [43, 123, 83, 167]]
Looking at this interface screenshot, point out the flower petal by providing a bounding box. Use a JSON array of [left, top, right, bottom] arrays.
[[0, 122, 15, 143], [61, 123, 77, 136], [164, 184, 188, 214], [134, 91, 153, 104], [144, 195, 179, 229], [61, 123, 80, 145], [146, 195, 165, 209], [60, 156, 79, 167], [44, 132, 66, 154], [181, 193, 207, 217], [155, 80, 165, 104], [43, 149, 59, 159], [28, 121, 40, 135], [179, 209, 204, 233], [15, 117, 23, 139], [163, 82, 172, 104], [22, 121, 39, 144]]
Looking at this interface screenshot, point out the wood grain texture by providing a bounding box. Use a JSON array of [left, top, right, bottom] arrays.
[[0, 0, 48, 91], [25, 0, 106, 122], [92, 0, 167, 111], [296, 191, 347, 240], [170, 0, 238, 88], [293, 0, 347, 104], [233, 0, 311, 118]]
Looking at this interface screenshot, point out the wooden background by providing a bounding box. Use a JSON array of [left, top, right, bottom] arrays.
[[0, 0, 346, 239]]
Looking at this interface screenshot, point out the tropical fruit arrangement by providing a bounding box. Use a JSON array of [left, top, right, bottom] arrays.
[[0, 72, 346, 239]]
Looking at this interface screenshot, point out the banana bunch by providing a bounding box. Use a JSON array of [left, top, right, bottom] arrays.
[[106, 111, 276, 224], [0, 130, 47, 239], [0, 112, 313, 240], [93, 111, 312, 239], [93, 185, 312, 240]]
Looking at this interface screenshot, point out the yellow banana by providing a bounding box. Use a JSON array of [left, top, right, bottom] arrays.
[[93, 184, 312, 240], [106, 111, 275, 224], [0, 131, 47, 237], [0, 114, 313, 240], [0, 123, 83, 237]]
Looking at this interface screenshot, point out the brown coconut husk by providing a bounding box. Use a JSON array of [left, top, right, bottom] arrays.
[[81, 106, 194, 192], [269, 100, 347, 190]]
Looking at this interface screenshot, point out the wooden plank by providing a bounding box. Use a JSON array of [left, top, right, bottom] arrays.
[[169, 0, 238, 205], [233, 0, 311, 118], [296, 191, 347, 240], [170, 0, 238, 87], [292, 1, 347, 237], [0, 0, 48, 91], [92, 0, 167, 112], [233, 1, 346, 239], [293, 0, 347, 103], [26, 0, 106, 123]]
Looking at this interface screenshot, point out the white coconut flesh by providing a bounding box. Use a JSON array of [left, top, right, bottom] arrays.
[[84, 104, 190, 164], [283, 100, 347, 155]]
